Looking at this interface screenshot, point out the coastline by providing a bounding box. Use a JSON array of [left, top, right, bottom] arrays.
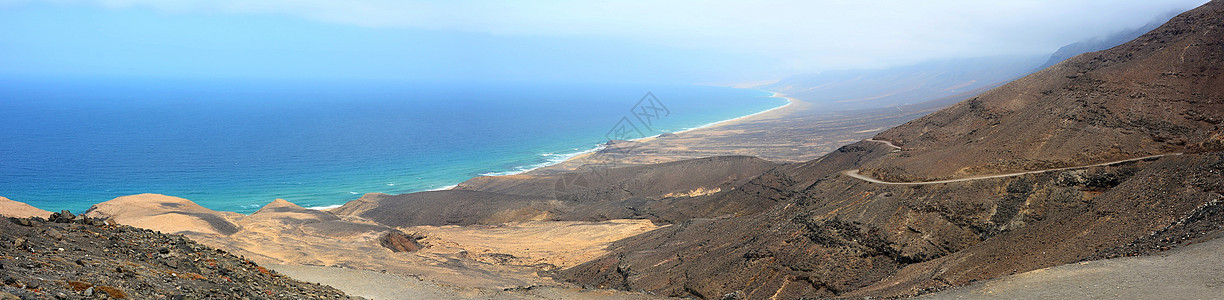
[[8, 89, 797, 213], [525, 91, 808, 174], [674, 91, 798, 135], [308, 89, 795, 206], [474, 91, 792, 178]]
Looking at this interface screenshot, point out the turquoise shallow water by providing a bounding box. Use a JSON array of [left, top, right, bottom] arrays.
[[0, 78, 786, 213]]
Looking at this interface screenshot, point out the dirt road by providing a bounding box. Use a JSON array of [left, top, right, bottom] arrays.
[[845, 139, 1180, 185]]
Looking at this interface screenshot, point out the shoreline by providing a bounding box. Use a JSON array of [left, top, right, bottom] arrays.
[[251, 90, 797, 210], [469, 91, 794, 179], [522, 90, 806, 174], [674, 91, 796, 135], [10, 89, 800, 213], [625, 90, 798, 145], [566, 90, 798, 169]]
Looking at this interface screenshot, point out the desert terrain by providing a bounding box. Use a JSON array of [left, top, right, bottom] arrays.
[[5, 1, 1224, 299]]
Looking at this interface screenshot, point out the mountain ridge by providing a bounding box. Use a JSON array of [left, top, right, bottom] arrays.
[[867, 0, 1224, 181], [555, 1, 1224, 298]]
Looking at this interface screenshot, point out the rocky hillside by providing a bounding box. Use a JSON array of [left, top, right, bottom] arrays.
[[333, 156, 779, 226], [0, 212, 352, 299], [867, 0, 1224, 181], [554, 1, 1224, 298]]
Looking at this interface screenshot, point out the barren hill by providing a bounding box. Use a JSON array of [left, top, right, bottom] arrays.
[[0, 196, 51, 218], [866, 1, 1224, 181], [333, 156, 779, 226], [554, 1, 1224, 298]]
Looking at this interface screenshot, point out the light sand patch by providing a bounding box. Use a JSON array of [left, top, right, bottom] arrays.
[[268, 264, 666, 300], [0, 196, 52, 218], [89, 195, 666, 296], [198, 199, 539, 288], [406, 219, 663, 269], [83, 194, 243, 236], [663, 187, 722, 198]]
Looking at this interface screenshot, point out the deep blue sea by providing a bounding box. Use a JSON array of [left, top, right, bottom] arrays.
[[0, 78, 785, 214]]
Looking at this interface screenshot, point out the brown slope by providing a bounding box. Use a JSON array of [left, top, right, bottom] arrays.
[[83, 193, 244, 236], [247, 198, 342, 223], [0, 196, 52, 218], [556, 141, 908, 298], [847, 152, 1224, 297], [562, 134, 1224, 299], [334, 156, 779, 227], [455, 156, 776, 200], [867, 1, 1224, 181], [332, 190, 561, 227], [558, 2, 1224, 299]]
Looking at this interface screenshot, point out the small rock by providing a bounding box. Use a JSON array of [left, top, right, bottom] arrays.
[[95, 286, 128, 299], [51, 210, 76, 223], [8, 218, 32, 227], [84, 287, 94, 297], [76, 258, 99, 267], [379, 230, 423, 253], [45, 229, 64, 240], [721, 290, 745, 300]]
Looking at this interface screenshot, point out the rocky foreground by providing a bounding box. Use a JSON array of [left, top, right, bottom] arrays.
[[0, 212, 352, 299]]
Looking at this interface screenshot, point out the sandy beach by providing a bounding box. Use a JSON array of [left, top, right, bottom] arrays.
[[530, 90, 952, 174]]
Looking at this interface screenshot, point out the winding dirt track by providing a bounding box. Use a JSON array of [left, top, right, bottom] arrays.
[[864, 139, 903, 151], [843, 139, 1181, 185]]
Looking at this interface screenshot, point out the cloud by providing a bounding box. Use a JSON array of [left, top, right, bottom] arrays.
[[9, 0, 1214, 75]]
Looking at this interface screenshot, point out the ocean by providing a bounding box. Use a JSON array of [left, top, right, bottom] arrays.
[[0, 78, 786, 213]]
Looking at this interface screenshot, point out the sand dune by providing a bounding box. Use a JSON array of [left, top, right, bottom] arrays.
[[0, 196, 52, 218], [83, 193, 243, 236], [75, 194, 664, 298], [406, 219, 662, 269]]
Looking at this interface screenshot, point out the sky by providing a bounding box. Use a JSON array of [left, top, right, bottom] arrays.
[[0, 0, 1211, 84]]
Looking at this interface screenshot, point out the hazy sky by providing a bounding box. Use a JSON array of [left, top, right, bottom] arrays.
[[0, 0, 1210, 84]]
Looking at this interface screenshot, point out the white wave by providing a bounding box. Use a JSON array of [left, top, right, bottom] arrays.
[[673, 91, 792, 135], [306, 204, 343, 210], [478, 143, 607, 177], [446, 91, 791, 179], [429, 184, 458, 191]]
